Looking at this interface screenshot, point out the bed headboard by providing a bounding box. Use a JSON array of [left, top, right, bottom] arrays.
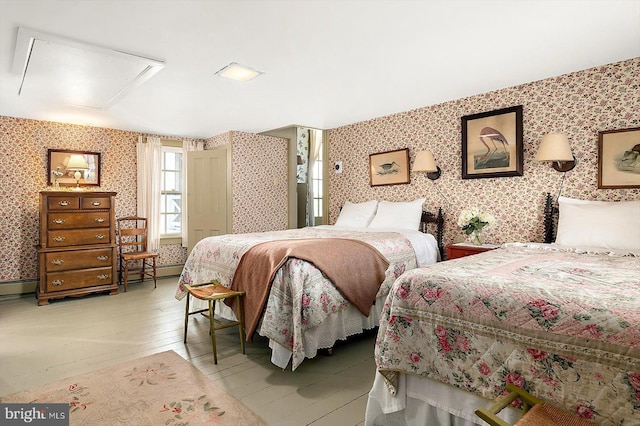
[[543, 192, 559, 243], [421, 208, 445, 260]]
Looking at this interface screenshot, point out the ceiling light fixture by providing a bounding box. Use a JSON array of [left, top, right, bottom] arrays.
[[215, 62, 264, 82]]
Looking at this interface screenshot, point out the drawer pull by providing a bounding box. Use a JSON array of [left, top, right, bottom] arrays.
[[52, 218, 65, 224], [97, 274, 109, 280], [51, 259, 64, 266], [91, 201, 102, 206], [53, 236, 66, 242], [95, 217, 106, 223], [96, 255, 109, 261], [58, 200, 71, 206], [95, 234, 106, 240], [51, 279, 64, 286]]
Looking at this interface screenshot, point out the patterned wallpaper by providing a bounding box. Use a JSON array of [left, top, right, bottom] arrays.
[[0, 117, 203, 283], [205, 131, 289, 234], [328, 58, 640, 247]]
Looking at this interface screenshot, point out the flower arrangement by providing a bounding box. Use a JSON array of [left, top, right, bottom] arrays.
[[457, 207, 496, 244]]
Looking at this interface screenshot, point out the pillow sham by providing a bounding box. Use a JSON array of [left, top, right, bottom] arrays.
[[368, 198, 426, 231], [334, 200, 378, 227], [556, 196, 640, 251]]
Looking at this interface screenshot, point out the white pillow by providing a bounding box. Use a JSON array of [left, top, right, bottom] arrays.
[[368, 198, 426, 230], [334, 200, 378, 227], [556, 196, 640, 251]]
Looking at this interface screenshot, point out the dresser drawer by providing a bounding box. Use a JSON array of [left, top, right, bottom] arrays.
[[46, 267, 113, 292], [45, 248, 113, 272], [47, 228, 111, 247], [48, 212, 111, 229], [82, 196, 111, 209], [47, 196, 80, 210]]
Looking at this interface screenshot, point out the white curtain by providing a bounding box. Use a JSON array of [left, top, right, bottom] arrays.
[[181, 140, 204, 248], [136, 136, 163, 252], [306, 129, 323, 226]]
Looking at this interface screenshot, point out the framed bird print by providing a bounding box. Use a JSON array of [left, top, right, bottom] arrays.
[[369, 148, 410, 186], [462, 105, 523, 179], [597, 127, 640, 189]]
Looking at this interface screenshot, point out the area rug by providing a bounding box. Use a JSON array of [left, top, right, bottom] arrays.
[[0, 350, 267, 425]]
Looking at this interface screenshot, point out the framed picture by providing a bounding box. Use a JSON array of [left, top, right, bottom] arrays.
[[462, 105, 523, 179], [369, 148, 410, 186], [598, 127, 640, 189], [48, 149, 101, 187]]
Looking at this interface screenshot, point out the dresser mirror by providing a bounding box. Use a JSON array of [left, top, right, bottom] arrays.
[[47, 149, 101, 187]]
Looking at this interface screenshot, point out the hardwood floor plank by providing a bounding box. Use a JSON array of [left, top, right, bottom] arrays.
[[0, 276, 379, 425]]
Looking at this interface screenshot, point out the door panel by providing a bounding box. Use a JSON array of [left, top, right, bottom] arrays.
[[187, 147, 228, 255]]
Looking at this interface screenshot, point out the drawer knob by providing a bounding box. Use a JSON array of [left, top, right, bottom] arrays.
[[52, 219, 65, 224], [91, 201, 102, 206], [51, 279, 64, 286], [97, 274, 109, 280], [96, 255, 109, 261], [51, 259, 64, 266], [58, 200, 70, 206], [53, 236, 66, 242], [95, 234, 106, 240], [95, 217, 106, 223]]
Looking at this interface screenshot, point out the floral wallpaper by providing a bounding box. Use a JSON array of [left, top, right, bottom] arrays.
[[328, 58, 640, 247], [296, 127, 309, 183], [205, 131, 288, 234], [0, 117, 202, 283]]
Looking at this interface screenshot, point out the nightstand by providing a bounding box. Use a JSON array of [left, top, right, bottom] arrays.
[[446, 243, 500, 260]]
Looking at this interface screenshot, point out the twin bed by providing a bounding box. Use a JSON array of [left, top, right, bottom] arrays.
[[366, 195, 640, 425], [175, 199, 444, 370]]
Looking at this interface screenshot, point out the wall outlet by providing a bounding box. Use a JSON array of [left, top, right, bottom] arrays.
[[334, 161, 343, 174]]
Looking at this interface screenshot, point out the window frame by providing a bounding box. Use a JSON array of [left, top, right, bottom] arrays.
[[160, 142, 183, 242]]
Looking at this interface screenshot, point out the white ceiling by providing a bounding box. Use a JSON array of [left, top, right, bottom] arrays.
[[1, 0, 639, 139]]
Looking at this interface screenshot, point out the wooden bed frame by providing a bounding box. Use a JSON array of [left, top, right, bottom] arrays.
[[421, 208, 445, 260], [543, 192, 558, 244]]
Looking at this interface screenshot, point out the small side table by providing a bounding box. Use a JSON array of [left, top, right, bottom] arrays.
[[446, 243, 500, 260]]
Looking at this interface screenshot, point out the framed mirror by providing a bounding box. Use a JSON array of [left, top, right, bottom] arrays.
[[48, 149, 101, 188]]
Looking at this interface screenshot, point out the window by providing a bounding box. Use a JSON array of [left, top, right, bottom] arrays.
[[161, 146, 182, 237], [312, 141, 323, 223]]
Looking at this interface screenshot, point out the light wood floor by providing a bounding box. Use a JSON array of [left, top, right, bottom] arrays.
[[0, 277, 378, 425]]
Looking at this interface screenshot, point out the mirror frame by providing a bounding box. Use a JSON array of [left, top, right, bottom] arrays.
[[47, 149, 101, 187]]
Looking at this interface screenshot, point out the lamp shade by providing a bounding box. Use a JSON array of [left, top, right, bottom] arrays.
[[413, 150, 438, 172], [66, 154, 89, 170], [535, 134, 573, 162]]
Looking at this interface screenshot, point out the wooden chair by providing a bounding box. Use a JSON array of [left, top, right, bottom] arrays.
[[476, 384, 596, 426], [183, 281, 245, 364], [116, 216, 158, 292]]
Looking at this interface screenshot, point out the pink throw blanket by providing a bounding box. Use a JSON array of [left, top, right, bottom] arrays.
[[230, 238, 390, 341]]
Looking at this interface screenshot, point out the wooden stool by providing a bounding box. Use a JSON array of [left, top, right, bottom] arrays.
[[475, 384, 597, 426], [183, 282, 245, 364]]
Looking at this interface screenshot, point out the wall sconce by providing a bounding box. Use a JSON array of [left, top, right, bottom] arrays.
[[66, 154, 89, 189], [413, 150, 450, 210], [413, 150, 441, 180], [535, 133, 577, 172]]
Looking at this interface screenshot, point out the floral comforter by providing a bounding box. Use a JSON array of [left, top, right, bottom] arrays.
[[175, 227, 418, 370], [376, 243, 640, 425]]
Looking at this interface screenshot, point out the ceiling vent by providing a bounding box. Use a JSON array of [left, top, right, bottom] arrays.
[[13, 27, 165, 109]]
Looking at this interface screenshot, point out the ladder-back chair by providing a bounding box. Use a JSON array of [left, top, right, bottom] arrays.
[[116, 216, 158, 292]]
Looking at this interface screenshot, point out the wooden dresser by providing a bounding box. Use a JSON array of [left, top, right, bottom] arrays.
[[37, 191, 118, 305]]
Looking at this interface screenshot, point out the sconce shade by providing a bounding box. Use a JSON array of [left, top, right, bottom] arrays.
[[535, 134, 573, 162], [66, 154, 89, 170], [535, 133, 576, 172], [413, 150, 441, 180]]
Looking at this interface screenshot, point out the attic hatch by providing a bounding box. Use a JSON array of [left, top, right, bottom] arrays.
[[13, 27, 165, 109]]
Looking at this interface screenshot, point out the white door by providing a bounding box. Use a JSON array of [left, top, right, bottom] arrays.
[[187, 147, 229, 254]]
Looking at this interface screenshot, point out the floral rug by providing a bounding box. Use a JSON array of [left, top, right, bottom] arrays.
[[0, 350, 267, 425]]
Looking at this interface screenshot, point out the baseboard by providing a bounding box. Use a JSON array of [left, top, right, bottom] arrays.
[[0, 264, 184, 296]]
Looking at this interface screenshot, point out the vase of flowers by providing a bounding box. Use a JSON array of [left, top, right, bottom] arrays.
[[457, 208, 496, 245]]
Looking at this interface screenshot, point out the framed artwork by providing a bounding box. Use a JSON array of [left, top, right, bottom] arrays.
[[369, 148, 410, 186], [598, 127, 640, 189], [48, 149, 101, 187], [462, 105, 523, 179]]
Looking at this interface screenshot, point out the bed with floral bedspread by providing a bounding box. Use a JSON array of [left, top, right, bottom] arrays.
[[176, 226, 439, 370], [374, 243, 640, 425]]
